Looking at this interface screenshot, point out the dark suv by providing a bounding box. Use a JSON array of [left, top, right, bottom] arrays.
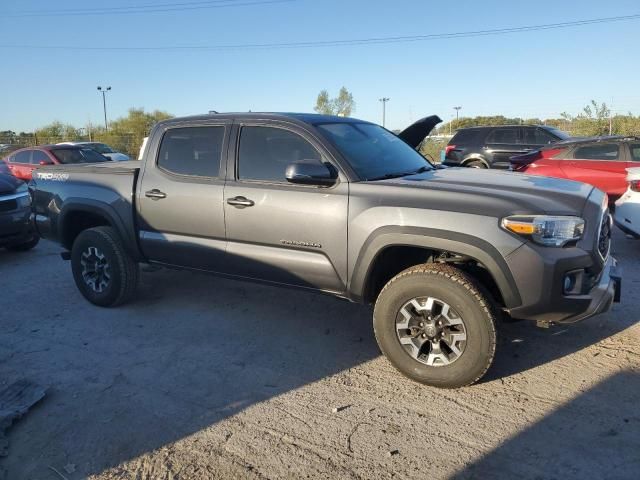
[[444, 125, 570, 169]]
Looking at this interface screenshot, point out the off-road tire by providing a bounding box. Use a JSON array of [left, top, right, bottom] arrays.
[[71, 226, 139, 307], [373, 263, 497, 388], [6, 235, 39, 251]]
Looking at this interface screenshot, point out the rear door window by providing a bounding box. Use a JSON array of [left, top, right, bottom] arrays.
[[486, 128, 519, 144], [157, 126, 225, 177], [13, 150, 31, 164], [573, 143, 621, 161], [450, 129, 481, 145], [629, 143, 640, 162]]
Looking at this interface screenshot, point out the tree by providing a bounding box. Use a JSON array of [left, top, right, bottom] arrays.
[[34, 122, 81, 143], [93, 108, 173, 156], [560, 100, 611, 136], [314, 87, 355, 116], [314, 90, 332, 115]]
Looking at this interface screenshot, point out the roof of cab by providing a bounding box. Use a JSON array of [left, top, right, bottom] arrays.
[[157, 112, 373, 128]]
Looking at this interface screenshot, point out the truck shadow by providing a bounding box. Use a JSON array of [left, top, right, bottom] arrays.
[[452, 370, 640, 479], [2, 236, 637, 478]]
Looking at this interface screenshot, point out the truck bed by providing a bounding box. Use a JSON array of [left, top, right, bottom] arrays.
[[30, 161, 141, 256]]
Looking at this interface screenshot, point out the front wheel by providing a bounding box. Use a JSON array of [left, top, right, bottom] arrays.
[[71, 226, 139, 307], [373, 264, 497, 388]]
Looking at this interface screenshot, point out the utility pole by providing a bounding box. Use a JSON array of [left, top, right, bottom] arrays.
[[379, 97, 390, 127], [97, 86, 111, 130]]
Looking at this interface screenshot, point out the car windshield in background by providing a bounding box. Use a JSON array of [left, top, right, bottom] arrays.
[[547, 127, 571, 140], [51, 148, 109, 164], [316, 122, 433, 181], [88, 143, 115, 154]]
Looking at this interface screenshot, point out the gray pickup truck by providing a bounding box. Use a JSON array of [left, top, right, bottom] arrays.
[[30, 113, 621, 388]]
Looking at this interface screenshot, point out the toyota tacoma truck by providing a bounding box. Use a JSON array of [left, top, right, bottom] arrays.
[[29, 113, 621, 388]]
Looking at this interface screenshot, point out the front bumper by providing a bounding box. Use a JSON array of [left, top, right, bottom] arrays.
[[555, 256, 621, 324], [0, 206, 33, 247], [614, 194, 640, 238], [506, 244, 621, 325]]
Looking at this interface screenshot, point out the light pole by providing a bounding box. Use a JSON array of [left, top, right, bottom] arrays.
[[379, 97, 390, 127], [97, 86, 111, 130], [453, 106, 462, 130]]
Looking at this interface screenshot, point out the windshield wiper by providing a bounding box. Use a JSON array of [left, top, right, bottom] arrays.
[[367, 165, 432, 181]]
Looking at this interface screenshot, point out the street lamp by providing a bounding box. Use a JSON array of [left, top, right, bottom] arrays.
[[379, 97, 390, 127], [453, 106, 462, 126], [97, 86, 111, 130]]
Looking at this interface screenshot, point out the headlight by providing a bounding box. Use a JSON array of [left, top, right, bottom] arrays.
[[502, 215, 585, 247]]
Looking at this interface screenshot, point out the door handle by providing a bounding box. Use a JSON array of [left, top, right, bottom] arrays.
[[145, 189, 167, 200], [227, 196, 255, 208]]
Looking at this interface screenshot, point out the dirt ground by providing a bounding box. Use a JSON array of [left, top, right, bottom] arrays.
[[1, 230, 638, 480]]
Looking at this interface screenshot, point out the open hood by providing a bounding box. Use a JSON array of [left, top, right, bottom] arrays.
[[397, 115, 443, 148]]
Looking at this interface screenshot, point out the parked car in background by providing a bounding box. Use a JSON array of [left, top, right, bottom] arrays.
[[614, 167, 640, 237], [4, 145, 110, 181], [0, 170, 38, 251], [57, 142, 131, 161], [511, 136, 640, 202], [443, 125, 570, 169]]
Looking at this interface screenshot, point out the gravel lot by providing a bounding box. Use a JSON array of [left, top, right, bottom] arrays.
[[1, 231, 639, 479]]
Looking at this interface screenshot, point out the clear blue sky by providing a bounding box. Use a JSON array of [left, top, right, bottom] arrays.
[[1, 0, 639, 132]]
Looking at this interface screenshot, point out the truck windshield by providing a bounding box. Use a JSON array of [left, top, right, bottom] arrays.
[[316, 122, 433, 181], [51, 148, 110, 164]]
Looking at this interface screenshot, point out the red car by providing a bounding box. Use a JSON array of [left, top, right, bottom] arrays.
[[3, 145, 109, 181], [511, 137, 640, 201]]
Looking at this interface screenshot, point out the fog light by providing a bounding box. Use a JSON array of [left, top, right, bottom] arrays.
[[563, 270, 584, 295]]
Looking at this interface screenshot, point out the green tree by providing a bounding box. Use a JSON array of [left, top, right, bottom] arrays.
[[314, 87, 355, 116], [560, 100, 611, 136], [34, 121, 81, 143]]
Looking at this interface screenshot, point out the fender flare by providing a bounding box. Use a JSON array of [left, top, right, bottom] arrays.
[[58, 199, 143, 260], [349, 226, 521, 308]]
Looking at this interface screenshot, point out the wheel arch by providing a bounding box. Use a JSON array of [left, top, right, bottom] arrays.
[[349, 226, 521, 309], [59, 200, 143, 260], [462, 156, 490, 168]]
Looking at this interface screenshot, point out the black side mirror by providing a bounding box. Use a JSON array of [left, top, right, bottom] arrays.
[[285, 159, 337, 186]]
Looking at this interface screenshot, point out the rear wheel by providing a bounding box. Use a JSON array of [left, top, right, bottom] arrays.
[[465, 160, 488, 169], [373, 264, 497, 388], [71, 226, 139, 307]]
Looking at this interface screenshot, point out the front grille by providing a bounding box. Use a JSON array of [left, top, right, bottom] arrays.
[[597, 211, 612, 260], [0, 198, 18, 212]]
